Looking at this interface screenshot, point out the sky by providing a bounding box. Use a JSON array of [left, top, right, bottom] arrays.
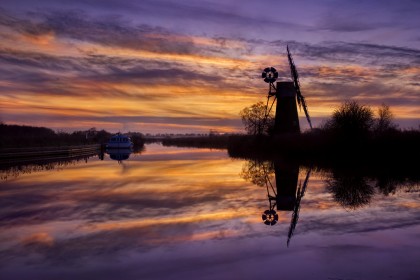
[[0, 0, 419, 133]]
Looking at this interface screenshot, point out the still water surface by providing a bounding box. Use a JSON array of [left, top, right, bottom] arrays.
[[1, 144, 419, 280]]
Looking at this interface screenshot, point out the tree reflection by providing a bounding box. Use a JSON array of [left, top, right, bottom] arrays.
[[326, 173, 374, 209], [241, 160, 278, 225], [375, 174, 420, 196], [375, 176, 399, 196], [240, 160, 274, 188], [240, 156, 420, 247]]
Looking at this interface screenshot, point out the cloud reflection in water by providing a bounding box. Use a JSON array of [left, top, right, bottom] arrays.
[[0, 144, 419, 280]]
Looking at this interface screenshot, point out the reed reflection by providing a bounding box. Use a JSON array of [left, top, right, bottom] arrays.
[[241, 160, 311, 246], [0, 153, 98, 180], [1, 144, 142, 179]]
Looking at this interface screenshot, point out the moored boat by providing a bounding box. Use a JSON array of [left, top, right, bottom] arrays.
[[106, 133, 133, 149]]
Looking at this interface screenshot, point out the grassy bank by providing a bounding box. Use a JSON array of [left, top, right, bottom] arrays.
[[228, 129, 420, 162], [161, 135, 230, 149], [158, 128, 420, 170]]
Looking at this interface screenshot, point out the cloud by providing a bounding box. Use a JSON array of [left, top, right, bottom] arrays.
[[21, 232, 54, 247], [0, 4, 419, 132], [0, 8, 248, 58], [0, 48, 237, 97], [85, 64, 225, 85], [317, 19, 385, 32], [270, 40, 420, 66]]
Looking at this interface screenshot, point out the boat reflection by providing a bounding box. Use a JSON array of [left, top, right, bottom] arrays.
[[241, 160, 311, 246], [105, 148, 132, 162]]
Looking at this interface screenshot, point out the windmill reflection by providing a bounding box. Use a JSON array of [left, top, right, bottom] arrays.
[[241, 160, 311, 246]]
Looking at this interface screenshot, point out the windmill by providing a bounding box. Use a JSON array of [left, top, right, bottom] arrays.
[[287, 46, 313, 129], [261, 46, 312, 133]]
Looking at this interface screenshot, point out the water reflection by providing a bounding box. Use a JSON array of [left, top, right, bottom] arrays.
[[105, 148, 132, 162], [241, 160, 312, 246], [326, 172, 374, 209], [1, 146, 140, 180], [325, 165, 420, 208], [0, 144, 419, 280], [241, 158, 420, 247], [0, 153, 98, 180]]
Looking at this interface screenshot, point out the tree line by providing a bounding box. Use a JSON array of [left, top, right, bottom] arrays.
[[0, 124, 144, 148], [229, 100, 420, 162], [240, 100, 400, 137]]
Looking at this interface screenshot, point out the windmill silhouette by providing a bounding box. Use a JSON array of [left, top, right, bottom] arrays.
[[261, 46, 312, 133]]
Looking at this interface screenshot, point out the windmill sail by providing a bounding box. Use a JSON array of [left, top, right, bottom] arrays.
[[287, 46, 313, 129]]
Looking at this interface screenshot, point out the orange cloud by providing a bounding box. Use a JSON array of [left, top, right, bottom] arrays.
[[21, 232, 54, 247]]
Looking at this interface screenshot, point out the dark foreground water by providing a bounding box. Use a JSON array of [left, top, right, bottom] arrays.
[[1, 144, 419, 280]]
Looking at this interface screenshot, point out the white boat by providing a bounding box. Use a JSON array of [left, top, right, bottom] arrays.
[[106, 133, 133, 149]]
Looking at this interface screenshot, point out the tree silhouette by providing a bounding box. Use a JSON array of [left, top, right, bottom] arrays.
[[324, 101, 374, 137], [374, 104, 397, 133], [239, 102, 274, 135]]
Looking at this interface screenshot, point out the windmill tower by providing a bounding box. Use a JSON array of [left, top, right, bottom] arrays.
[[261, 46, 312, 134]]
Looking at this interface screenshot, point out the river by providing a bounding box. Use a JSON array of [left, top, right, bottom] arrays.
[[1, 144, 419, 280]]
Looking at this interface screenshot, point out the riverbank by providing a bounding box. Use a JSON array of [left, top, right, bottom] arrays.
[[158, 129, 420, 169], [0, 144, 102, 165]]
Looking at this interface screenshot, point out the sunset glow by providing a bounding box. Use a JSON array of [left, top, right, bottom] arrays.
[[0, 0, 419, 133]]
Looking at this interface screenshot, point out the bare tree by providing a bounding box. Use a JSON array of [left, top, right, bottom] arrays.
[[374, 104, 397, 133]]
